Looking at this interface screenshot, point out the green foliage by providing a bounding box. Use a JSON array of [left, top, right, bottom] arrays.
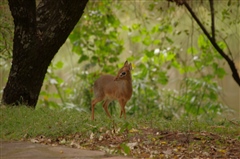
[[0, 0, 237, 121], [119, 143, 131, 156], [178, 78, 226, 118], [67, 1, 125, 112], [0, 2, 13, 61], [69, 0, 123, 73], [39, 0, 237, 120], [0, 2, 13, 100], [38, 61, 75, 110]]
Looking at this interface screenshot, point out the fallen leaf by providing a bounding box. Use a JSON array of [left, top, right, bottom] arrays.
[[59, 139, 66, 145], [99, 135, 103, 141], [127, 142, 138, 149], [162, 148, 172, 155], [30, 139, 39, 143], [129, 128, 139, 133], [218, 149, 226, 153], [90, 132, 94, 140]]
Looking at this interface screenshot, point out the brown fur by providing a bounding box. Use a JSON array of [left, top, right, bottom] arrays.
[[91, 61, 132, 120]]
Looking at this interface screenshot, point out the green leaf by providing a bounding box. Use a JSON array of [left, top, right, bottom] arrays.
[[91, 56, 98, 62], [198, 35, 208, 49], [131, 35, 141, 43], [142, 36, 152, 46], [138, 64, 148, 79], [55, 76, 64, 85], [209, 91, 218, 101], [122, 25, 128, 31], [55, 61, 64, 69], [72, 45, 82, 55], [78, 54, 89, 63], [187, 47, 198, 55], [144, 50, 154, 58], [217, 41, 227, 50], [120, 143, 131, 155], [212, 63, 226, 78], [215, 67, 226, 78], [153, 39, 161, 45], [166, 37, 173, 44], [69, 32, 80, 43], [203, 74, 214, 81], [158, 71, 168, 85], [148, 3, 155, 11], [140, 28, 148, 35], [132, 23, 140, 30], [141, 55, 149, 63], [165, 25, 173, 33], [166, 52, 175, 61], [171, 60, 180, 69], [109, 57, 118, 63], [107, 14, 120, 27], [151, 25, 159, 33]]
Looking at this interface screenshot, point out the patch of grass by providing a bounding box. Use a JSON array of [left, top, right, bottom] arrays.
[[1, 106, 239, 140], [1, 106, 240, 158], [1, 106, 90, 139]]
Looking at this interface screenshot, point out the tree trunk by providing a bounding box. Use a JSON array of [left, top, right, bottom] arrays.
[[2, 0, 88, 107]]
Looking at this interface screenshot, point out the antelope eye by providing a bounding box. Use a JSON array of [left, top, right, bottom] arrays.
[[120, 72, 126, 76]]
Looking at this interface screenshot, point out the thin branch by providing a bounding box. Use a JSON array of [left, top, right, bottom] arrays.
[[220, 36, 234, 59], [182, 1, 240, 86], [190, 16, 204, 76], [209, 0, 215, 41], [183, 1, 213, 42]]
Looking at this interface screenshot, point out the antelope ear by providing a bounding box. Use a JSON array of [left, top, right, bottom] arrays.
[[124, 61, 128, 66], [129, 63, 132, 70]]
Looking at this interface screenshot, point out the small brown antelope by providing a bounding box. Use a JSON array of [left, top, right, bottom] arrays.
[[91, 61, 132, 120]]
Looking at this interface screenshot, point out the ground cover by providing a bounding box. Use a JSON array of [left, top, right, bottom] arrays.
[[1, 106, 240, 158]]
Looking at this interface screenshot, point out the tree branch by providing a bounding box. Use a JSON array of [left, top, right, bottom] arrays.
[[183, 1, 213, 43], [209, 0, 215, 41], [182, 1, 240, 86], [168, 0, 240, 86]]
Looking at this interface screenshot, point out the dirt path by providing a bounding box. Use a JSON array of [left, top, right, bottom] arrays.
[[0, 141, 132, 159]]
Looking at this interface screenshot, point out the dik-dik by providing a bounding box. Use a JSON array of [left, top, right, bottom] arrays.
[[91, 61, 132, 120]]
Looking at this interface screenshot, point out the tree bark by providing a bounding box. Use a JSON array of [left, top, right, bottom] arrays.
[[2, 0, 88, 107]]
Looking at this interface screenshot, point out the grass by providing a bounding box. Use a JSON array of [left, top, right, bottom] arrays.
[[1, 106, 240, 158], [1, 106, 89, 139], [1, 106, 239, 140]]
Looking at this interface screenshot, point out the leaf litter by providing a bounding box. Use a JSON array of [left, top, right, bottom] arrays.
[[27, 126, 240, 158]]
